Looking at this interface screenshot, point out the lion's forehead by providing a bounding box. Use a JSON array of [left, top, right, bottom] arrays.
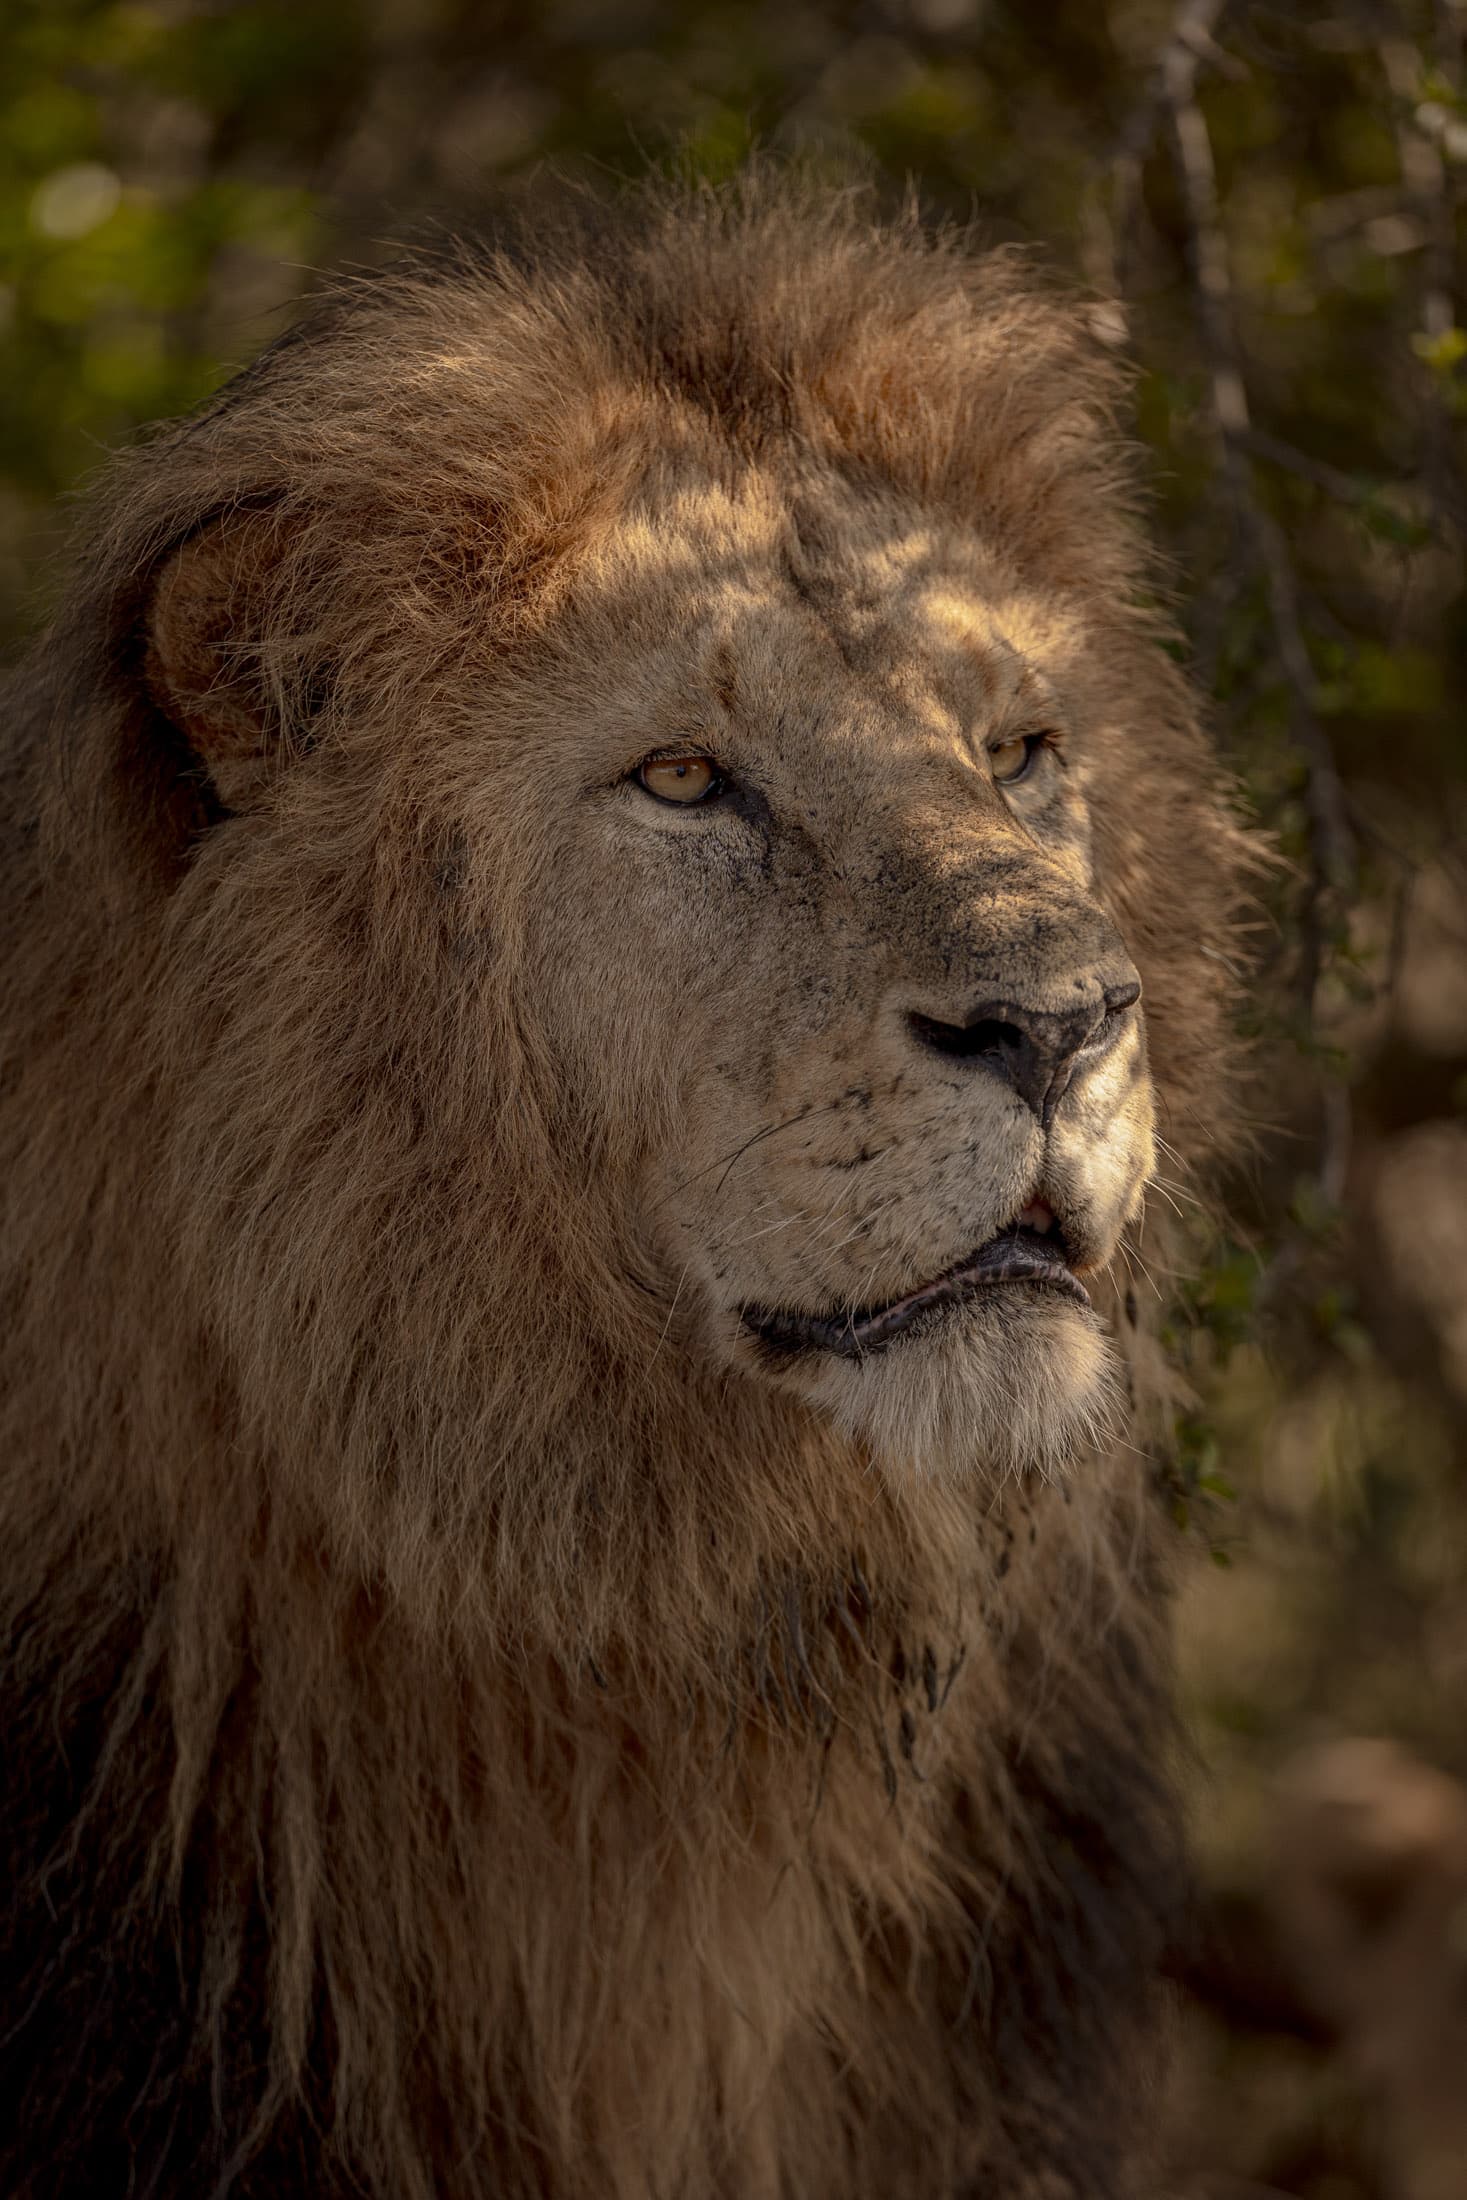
[[584, 467, 1098, 736]]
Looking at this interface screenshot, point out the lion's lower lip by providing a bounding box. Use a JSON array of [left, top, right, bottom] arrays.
[[740, 1225, 1089, 1359]]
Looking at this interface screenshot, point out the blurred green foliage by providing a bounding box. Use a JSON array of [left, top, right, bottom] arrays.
[[3, 5, 1466, 2189]]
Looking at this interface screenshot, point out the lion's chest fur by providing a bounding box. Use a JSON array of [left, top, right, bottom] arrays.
[[3, 1475, 1177, 2200], [366, 1500, 1173, 2200]]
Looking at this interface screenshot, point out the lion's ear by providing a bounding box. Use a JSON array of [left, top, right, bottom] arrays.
[[143, 507, 295, 812]]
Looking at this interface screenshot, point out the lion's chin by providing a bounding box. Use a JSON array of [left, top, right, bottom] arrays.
[[776, 1288, 1121, 1483]]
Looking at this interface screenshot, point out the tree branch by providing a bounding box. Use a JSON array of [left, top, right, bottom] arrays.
[[1159, 0, 1356, 1204]]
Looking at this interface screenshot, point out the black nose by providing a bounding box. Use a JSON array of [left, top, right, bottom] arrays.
[[907, 976, 1141, 1127]]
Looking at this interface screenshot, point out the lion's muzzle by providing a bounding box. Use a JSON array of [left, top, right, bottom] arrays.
[[741, 1205, 1088, 1359], [905, 972, 1142, 1129]]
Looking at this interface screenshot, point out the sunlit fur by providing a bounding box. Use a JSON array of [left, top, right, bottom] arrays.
[[0, 176, 1250, 2199], [800, 1297, 1125, 1486]]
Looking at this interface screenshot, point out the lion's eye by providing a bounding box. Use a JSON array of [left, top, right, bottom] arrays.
[[990, 733, 1045, 785], [637, 753, 723, 805]]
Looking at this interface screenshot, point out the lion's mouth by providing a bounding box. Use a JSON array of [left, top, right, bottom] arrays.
[[740, 1200, 1088, 1360]]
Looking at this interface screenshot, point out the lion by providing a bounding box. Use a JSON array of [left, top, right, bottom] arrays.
[[0, 177, 1246, 2199]]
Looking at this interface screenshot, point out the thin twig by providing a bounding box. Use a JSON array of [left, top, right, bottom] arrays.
[[1239, 425, 1390, 514], [1377, 7, 1467, 536], [1108, 0, 1233, 297], [1163, 19, 1355, 878]]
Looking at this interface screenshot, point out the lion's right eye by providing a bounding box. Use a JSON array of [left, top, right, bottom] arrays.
[[990, 732, 1049, 785], [637, 754, 724, 805]]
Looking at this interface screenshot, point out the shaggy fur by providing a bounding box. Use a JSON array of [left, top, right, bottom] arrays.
[[0, 177, 1247, 2199]]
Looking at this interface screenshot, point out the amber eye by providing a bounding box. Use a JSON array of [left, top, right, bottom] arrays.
[[637, 753, 722, 805], [990, 733, 1043, 785]]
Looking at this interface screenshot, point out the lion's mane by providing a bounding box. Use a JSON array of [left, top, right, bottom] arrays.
[[0, 178, 1247, 2199]]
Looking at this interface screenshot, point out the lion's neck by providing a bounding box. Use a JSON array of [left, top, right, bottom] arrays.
[[10, 1403, 1161, 2198]]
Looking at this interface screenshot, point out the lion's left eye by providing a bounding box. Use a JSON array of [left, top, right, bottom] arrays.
[[990, 733, 1045, 785], [637, 753, 724, 805]]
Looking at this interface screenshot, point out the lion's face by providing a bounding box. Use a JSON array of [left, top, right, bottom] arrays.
[[516, 468, 1154, 1478], [74, 196, 1243, 1602]]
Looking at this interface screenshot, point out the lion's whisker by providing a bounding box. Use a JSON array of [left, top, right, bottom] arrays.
[[1144, 1181, 1187, 1223], [726, 1206, 808, 1250], [653, 1099, 843, 1214], [1148, 1171, 1204, 1212], [645, 1262, 692, 1376], [1117, 1238, 1164, 1301]]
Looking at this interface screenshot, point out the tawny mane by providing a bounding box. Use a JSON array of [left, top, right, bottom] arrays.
[[1, 176, 1246, 2200]]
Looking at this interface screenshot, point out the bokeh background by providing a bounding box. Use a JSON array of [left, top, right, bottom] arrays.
[[3, 3, 1465, 2194]]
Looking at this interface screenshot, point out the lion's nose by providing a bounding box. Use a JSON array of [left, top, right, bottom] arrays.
[[906, 974, 1141, 1128]]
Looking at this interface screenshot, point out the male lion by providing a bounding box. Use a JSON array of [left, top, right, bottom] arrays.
[[0, 180, 1244, 2199]]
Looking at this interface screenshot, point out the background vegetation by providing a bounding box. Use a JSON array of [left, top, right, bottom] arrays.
[[4, 3, 1465, 2193]]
